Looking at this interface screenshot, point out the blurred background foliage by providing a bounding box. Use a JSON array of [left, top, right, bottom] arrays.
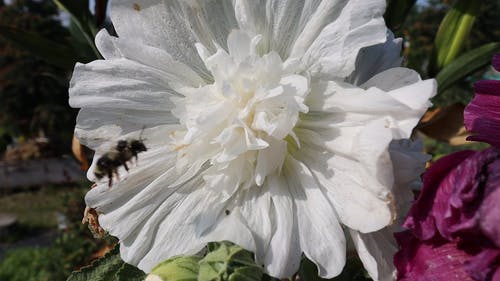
[[0, 0, 499, 280]]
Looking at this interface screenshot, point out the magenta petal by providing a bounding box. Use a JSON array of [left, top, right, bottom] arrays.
[[465, 84, 500, 147], [403, 150, 475, 240], [479, 160, 500, 247], [475, 80, 500, 96], [464, 249, 500, 281], [493, 54, 500, 72], [394, 231, 475, 281]]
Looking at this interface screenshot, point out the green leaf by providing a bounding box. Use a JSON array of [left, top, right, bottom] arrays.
[[384, 0, 417, 31], [115, 263, 147, 281], [66, 246, 146, 281], [198, 241, 263, 281], [436, 42, 500, 93], [148, 256, 201, 281], [429, 0, 481, 75], [53, 0, 101, 59], [299, 257, 372, 281], [0, 25, 77, 69]]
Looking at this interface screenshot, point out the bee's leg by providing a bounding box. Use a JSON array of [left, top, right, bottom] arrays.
[[123, 162, 129, 171], [107, 171, 113, 187], [115, 170, 120, 182]]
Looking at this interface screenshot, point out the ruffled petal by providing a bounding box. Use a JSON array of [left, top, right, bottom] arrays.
[[238, 185, 273, 265], [69, 60, 179, 111], [350, 228, 396, 281], [285, 156, 346, 278], [389, 139, 430, 225], [109, 0, 242, 78], [348, 31, 403, 86], [491, 53, 500, 71], [234, 0, 322, 58], [85, 147, 212, 271], [263, 174, 302, 278], [464, 80, 500, 147], [403, 150, 476, 240], [294, 126, 393, 233], [296, 0, 387, 78], [94, 29, 205, 86], [394, 231, 475, 281]]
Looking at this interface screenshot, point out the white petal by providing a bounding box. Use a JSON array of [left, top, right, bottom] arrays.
[[389, 139, 430, 224], [263, 174, 302, 278], [305, 79, 436, 139], [69, 59, 179, 111], [227, 29, 253, 64], [238, 186, 273, 265], [349, 228, 397, 281], [109, 0, 213, 78], [292, 139, 393, 233], [348, 31, 403, 86], [265, 0, 322, 57], [294, 0, 387, 78], [255, 138, 287, 186], [361, 67, 421, 92], [94, 29, 205, 87], [180, 0, 238, 53], [285, 156, 346, 278], [75, 109, 177, 150], [235, 0, 346, 59], [202, 208, 256, 255]]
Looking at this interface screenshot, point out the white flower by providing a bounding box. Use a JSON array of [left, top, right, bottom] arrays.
[[69, 0, 436, 280]]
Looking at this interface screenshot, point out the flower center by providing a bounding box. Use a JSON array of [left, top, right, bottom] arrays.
[[171, 30, 309, 190]]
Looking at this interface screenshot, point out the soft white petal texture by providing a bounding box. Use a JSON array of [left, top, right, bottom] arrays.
[[293, 129, 394, 233], [109, 0, 211, 78], [263, 174, 302, 278], [71, 0, 435, 278], [348, 139, 429, 281], [87, 150, 214, 271], [349, 228, 397, 281], [296, 71, 436, 233], [238, 185, 273, 265], [348, 31, 403, 86], [294, 0, 387, 78], [234, 0, 321, 57], [94, 29, 205, 86], [285, 156, 346, 278]]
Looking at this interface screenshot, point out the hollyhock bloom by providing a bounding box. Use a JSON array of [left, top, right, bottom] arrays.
[[395, 55, 500, 281], [69, 0, 435, 279]]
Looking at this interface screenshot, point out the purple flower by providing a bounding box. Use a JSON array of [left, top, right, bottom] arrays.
[[395, 55, 500, 281]]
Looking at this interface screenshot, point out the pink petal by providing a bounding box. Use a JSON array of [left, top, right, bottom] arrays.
[[464, 249, 500, 281], [492, 54, 500, 72], [394, 231, 475, 281], [403, 150, 475, 240], [479, 159, 500, 248], [465, 80, 500, 147]]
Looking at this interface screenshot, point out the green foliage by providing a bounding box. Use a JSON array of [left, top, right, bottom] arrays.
[[53, 0, 101, 59], [436, 42, 500, 94], [0, 185, 116, 281], [0, 24, 77, 69], [198, 242, 263, 281], [66, 241, 265, 281], [299, 257, 372, 281], [150, 256, 201, 281], [0, 247, 63, 281], [0, 0, 77, 152], [428, 0, 481, 75], [66, 246, 146, 281], [384, 0, 417, 31]]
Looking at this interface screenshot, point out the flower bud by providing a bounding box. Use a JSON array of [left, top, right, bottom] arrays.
[[145, 256, 201, 281]]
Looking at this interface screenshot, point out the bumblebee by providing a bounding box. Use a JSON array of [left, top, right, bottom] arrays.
[[94, 139, 147, 187]]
